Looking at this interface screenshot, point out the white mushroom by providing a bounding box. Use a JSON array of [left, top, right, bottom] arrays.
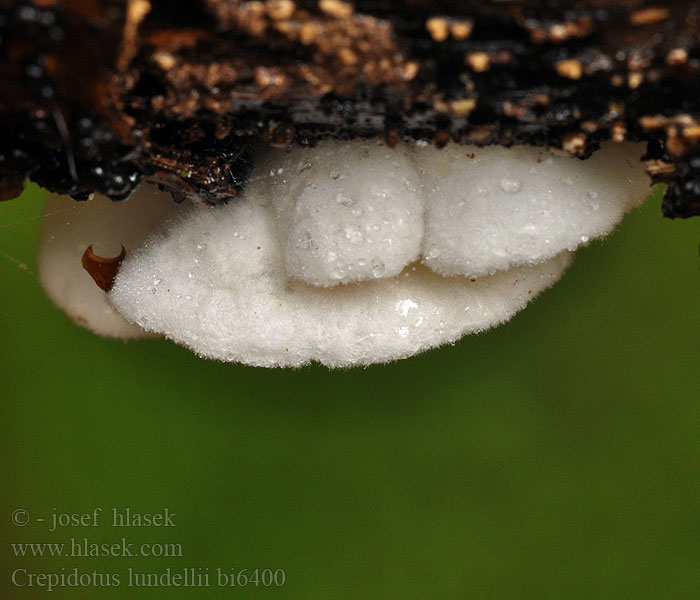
[[417, 141, 649, 277], [38, 139, 651, 366], [262, 141, 424, 286], [109, 194, 571, 367]]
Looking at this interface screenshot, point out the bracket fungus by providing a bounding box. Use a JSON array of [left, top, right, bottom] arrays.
[[38, 139, 649, 367], [2, 0, 696, 366]]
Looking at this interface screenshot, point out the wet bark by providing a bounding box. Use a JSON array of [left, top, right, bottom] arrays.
[[1, 0, 699, 217]]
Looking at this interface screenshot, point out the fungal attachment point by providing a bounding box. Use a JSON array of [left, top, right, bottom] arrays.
[[38, 187, 185, 338], [39, 140, 651, 366], [81, 244, 126, 292]]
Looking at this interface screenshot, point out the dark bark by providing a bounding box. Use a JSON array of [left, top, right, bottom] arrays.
[[1, 0, 699, 217]]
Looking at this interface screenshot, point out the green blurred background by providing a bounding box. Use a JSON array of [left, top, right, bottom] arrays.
[[1, 184, 699, 598]]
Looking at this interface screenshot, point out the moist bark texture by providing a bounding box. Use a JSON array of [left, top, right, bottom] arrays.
[[1, 0, 699, 216]]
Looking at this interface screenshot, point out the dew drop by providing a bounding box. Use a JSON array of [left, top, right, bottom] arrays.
[[500, 177, 522, 194], [425, 244, 441, 259], [336, 192, 354, 206], [298, 234, 313, 250], [345, 226, 363, 244], [371, 259, 386, 278]]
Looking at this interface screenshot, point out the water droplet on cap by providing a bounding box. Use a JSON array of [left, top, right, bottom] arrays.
[[371, 259, 386, 278], [336, 192, 354, 206], [500, 177, 522, 194]]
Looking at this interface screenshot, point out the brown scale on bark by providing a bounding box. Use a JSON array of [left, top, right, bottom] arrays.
[[1, 0, 699, 218]]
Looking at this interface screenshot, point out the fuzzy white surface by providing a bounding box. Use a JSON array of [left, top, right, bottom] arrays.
[[110, 193, 571, 367], [40, 138, 650, 366], [417, 141, 649, 277], [260, 141, 424, 286], [38, 187, 184, 338]]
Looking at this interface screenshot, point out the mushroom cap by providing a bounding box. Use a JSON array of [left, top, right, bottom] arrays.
[[258, 140, 648, 282], [261, 140, 425, 286], [109, 194, 572, 367], [39, 138, 650, 366], [418, 141, 650, 277]]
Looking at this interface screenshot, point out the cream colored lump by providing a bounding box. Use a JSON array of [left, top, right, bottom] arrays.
[[38, 140, 650, 367]]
